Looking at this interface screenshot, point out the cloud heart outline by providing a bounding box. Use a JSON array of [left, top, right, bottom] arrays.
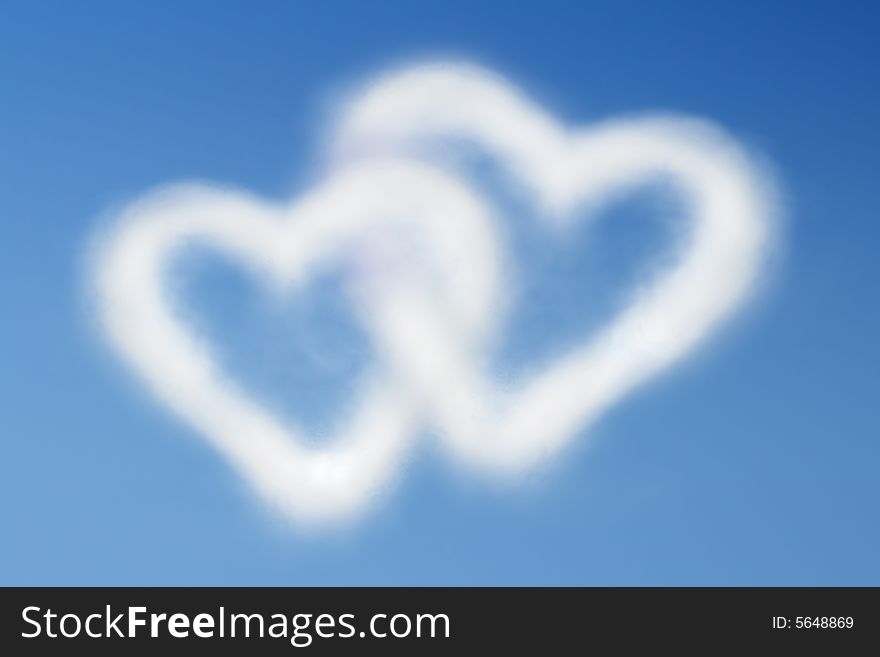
[[334, 63, 776, 471], [91, 158, 504, 523]]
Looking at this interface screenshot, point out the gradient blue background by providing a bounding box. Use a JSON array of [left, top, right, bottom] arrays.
[[2, 1, 878, 584]]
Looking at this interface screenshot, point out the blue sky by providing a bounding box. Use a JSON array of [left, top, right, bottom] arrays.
[[2, 1, 878, 584]]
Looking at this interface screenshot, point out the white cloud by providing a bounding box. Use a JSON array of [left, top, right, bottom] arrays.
[[333, 62, 776, 473], [91, 159, 503, 524], [91, 61, 776, 524]]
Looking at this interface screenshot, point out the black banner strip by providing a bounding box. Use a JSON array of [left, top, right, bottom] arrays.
[[1, 587, 876, 653]]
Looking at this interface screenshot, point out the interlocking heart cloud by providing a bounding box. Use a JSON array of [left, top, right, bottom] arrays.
[[90, 62, 775, 525]]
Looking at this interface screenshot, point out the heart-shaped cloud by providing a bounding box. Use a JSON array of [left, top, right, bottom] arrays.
[[91, 62, 776, 525], [333, 63, 776, 472], [91, 159, 503, 523]]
